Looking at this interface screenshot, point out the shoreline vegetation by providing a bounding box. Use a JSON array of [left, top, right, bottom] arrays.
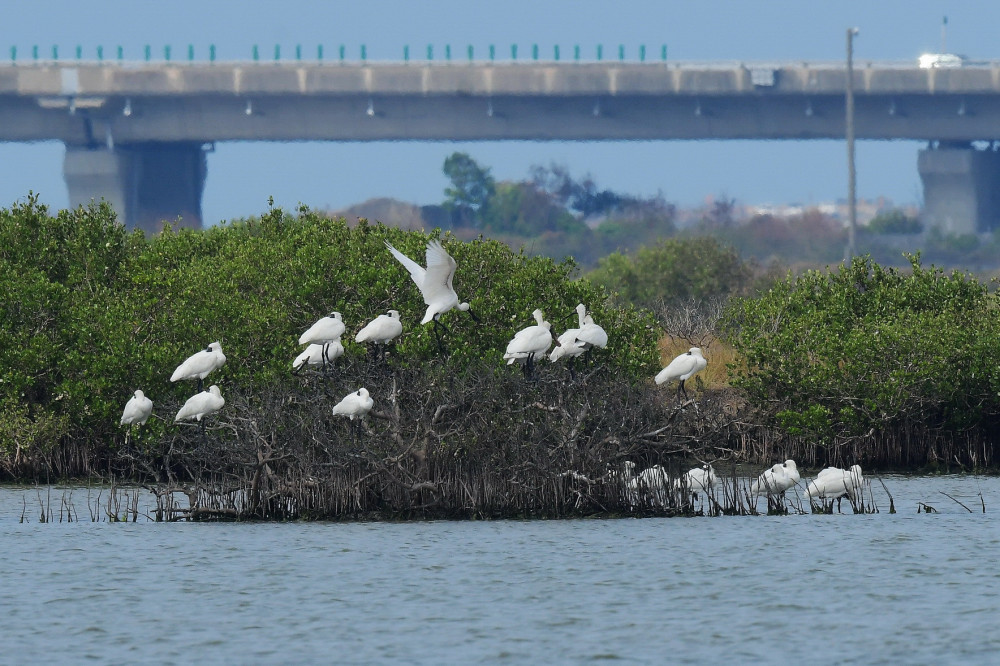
[[1, 197, 996, 520]]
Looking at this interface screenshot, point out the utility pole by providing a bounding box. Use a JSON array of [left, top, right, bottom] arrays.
[[845, 27, 859, 263], [941, 15, 948, 53]]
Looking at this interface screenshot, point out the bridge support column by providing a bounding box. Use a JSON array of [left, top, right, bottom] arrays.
[[918, 144, 1000, 235], [64, 142, 207, 233]]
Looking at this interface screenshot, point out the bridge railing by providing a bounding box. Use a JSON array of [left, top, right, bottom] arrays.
[[4, 43, 678, 65]]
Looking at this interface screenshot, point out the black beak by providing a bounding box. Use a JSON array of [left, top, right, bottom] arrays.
[[467, 308, 481, 324]]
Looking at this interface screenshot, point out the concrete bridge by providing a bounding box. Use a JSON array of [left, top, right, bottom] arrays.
[[3, 60, 1000, 233]]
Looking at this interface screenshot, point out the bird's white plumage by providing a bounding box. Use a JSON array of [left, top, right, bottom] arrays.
[[750, 459, 800, 497], [682, 464, 718, 493], [655, 347, 707, 385], [299, 312, 346, 346], [503, 309, 553, 364], [293, 342, 343, 370], [120, 389, 153, 426], [174, 385, 225, 422], [549, 326, 586, 362], [805, 464, 864, 501], [332, 388, 374, 420], [355, 310, 403, 344], [170, 342, 227, 383], [385, 240, 469, 324], [575, 304, 608, 349]]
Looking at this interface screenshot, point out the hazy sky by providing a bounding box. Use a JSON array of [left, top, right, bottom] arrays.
[[1, 1, 995, 224]]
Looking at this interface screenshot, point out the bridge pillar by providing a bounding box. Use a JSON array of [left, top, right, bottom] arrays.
[[64, 142, 207, 233], [918, 144, 1000, 235]]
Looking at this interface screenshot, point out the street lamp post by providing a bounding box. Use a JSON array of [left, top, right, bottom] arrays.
[[845, 27, 859, 263]]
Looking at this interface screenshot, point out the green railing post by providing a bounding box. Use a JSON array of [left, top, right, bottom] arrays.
[[445, 44, 451, 61], [618, 44, 624, 61], [52, 45, 58, 60], [164, 45, 171, 61], [10, 46, 15, 63], [188, 44, 194, 61], [532, 43, 538, 60], [97, 45, 103, 61], [427, 44, 433, 60], [75, 45, 82, 60], [295, 44, 301, 60], [117, 45, 123, 61], [317, 44, 323, 61], [209, 44, 216, 63], [640, 44, 646, 62], [33, 45, 39, 61], [574, 45, 580, 61], [274, 44, 280, 61], [489, 44, 495, 61], [511, 44, 517, 60], [596, 44, 602, 61], [338, 44, 345, 62], [252, 44, 259, 61], [144, 44, 151, 61], [403, 45, 409, 62], [662, 44, 667, 61], [361, 44, 367, 61], [554, 45, 560, 61], [467, 44, 473, 61]]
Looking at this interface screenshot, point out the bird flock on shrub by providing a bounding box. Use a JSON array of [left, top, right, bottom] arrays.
[[119, 237, 876, 512]]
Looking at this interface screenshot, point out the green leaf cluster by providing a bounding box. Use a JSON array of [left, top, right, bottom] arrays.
[[0, 196, 660, 460], [720, 254, 1000, 443]]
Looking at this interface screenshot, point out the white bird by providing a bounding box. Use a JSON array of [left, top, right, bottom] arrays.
[[120, 389, 153, 427], [655, 347, 708, 399], [299, 312, 346, 365], [332, 388, 374, 420], [384, 240, 473, 325], [174, 384, 225, 423], [549, 325, 586, 363], [805, 464, 864, 509], [355, 310, 403, 360], [750, 459, 800, 497], [575, 304, 609, 351], [682, 464, 718, 495], [170, 341, 226, 391], [293, 342, 344, 373], [503, 309, 553, 377], [629, 464, 673, 507]]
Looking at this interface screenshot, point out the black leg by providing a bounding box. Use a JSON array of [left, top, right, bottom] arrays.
[[197, 378, 204, 392]]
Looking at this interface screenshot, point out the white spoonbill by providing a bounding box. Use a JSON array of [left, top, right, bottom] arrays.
[[332, 387, 374, 420], [805, 464, 864, 510], [750, 459, 800, 498], [121, 389, 153, 447], [355, 310, 403, 359], [503, 309, 553, 378], [655, 347, 707, 399], [170, 341, 226, 391], [575, 304, 609, 352], [384, 240, 474, 324], [548, 325, 586, 363], [299, 312, 346, 365], [293, 342, 344, 373], [174, 385, 225, 423], [629, 464, 673, 507], [682, 464, 718, 495], [120, 389, 153, 427]]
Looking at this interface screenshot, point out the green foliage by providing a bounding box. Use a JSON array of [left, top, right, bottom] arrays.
[[720, 254, 1000, 444], [481, 181, 584, 236], [442, 152, 496, 222], [589, 236, 755, 308], [0, 197, 659, 462], [867, 209, 923, 235]]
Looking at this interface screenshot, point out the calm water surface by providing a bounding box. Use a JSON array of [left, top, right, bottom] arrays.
[[1, 476, 997, 665]]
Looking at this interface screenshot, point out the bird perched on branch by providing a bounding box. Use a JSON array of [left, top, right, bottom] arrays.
[[170, 341, 226, 392], [298, 312, 346, 366], [655, 347, 707, 399], [293, 342, 344, 373], [120, 389, 153, 447], [385, 239, 477, 355], [332, 387, 374, 421], [355, 310, 403, 360], [503, 309, 553, 379]]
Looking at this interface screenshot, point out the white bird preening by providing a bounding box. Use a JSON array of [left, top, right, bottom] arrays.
[[550, 304, 608, 371], [293, 342, 344, 373], [384, 239, 476, 354], [299, 312, 346, 367], [120, 389, 153, 447], [750, 459, 800, 498], [655, 347, 707, 400], [174, 385, 225, 438], [355, 310, 403, 361], [680, 464, 718, 499], [170, 341, 226, 391], [503, 309, 553, 378], [805, 464, 864, 512]]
